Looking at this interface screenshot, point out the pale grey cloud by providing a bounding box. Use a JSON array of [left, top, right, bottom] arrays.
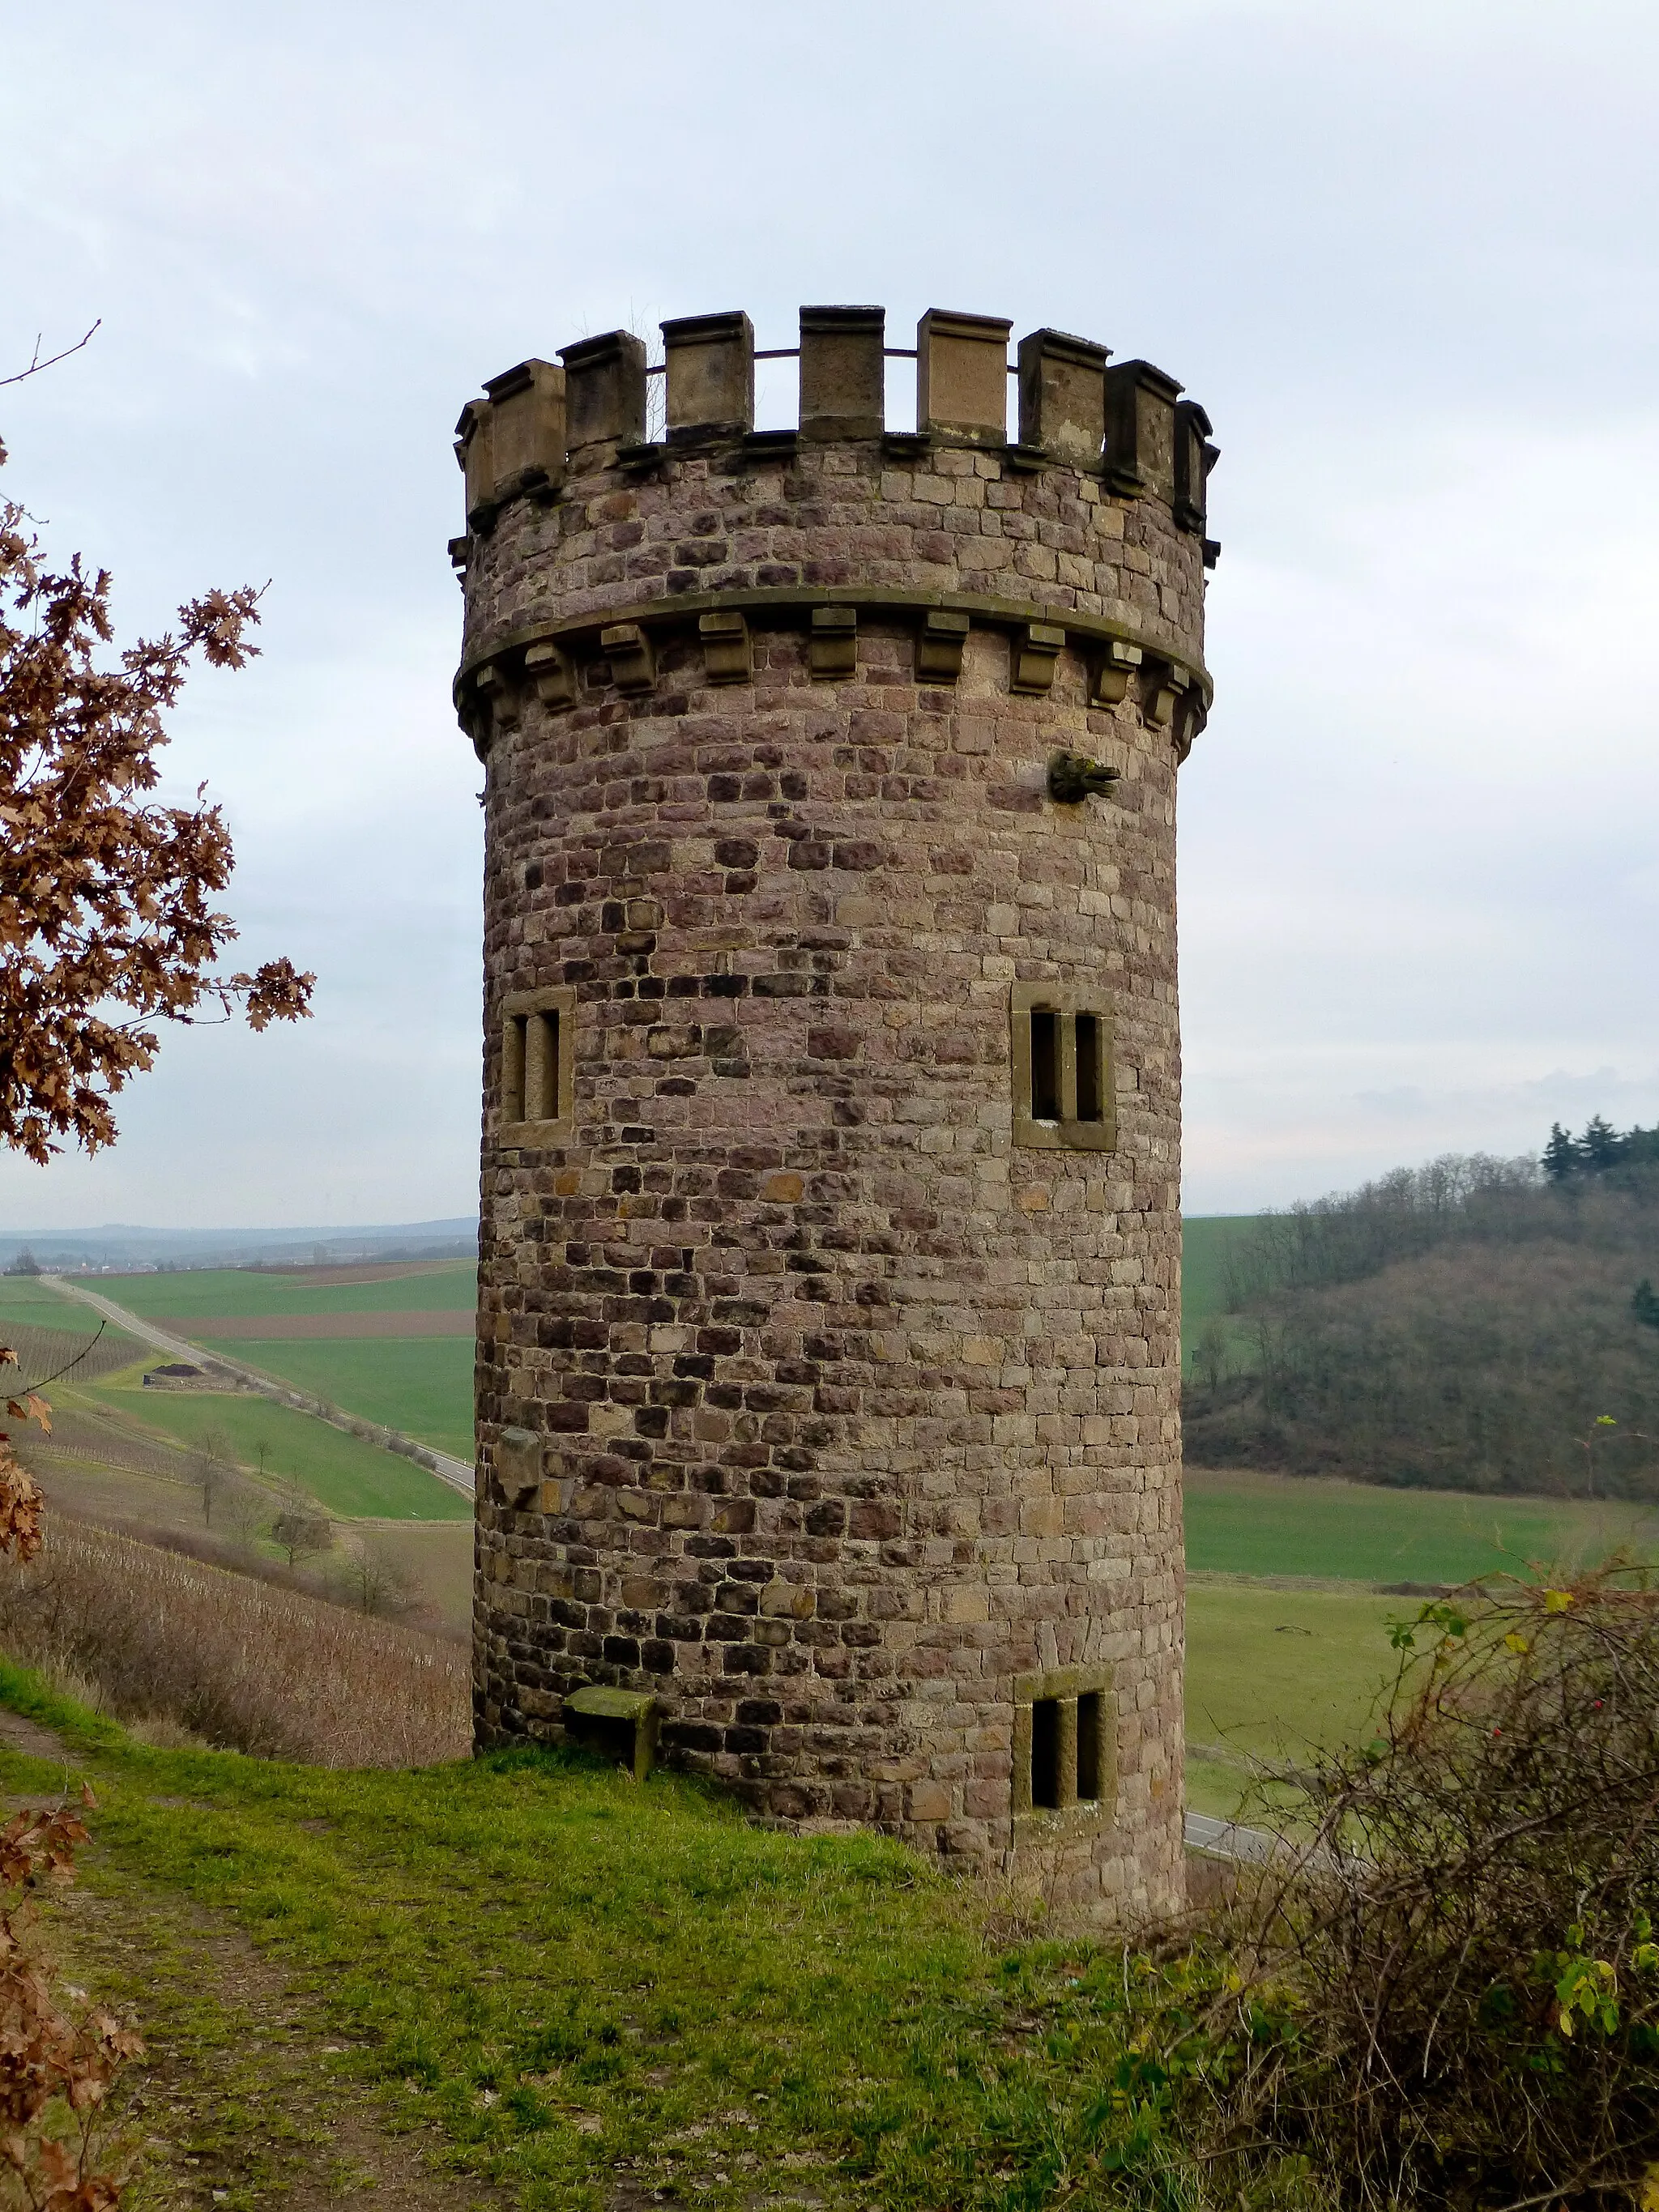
[[1, 0, 1655, 1226]]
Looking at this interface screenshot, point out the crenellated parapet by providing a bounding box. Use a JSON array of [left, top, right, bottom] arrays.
[[451, 305, 1217, 783]]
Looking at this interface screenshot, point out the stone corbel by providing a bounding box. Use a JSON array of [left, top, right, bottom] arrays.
[[600, 622, 655, 695], [810, 606, 858, 679], [699, 608, 751, 684], [1144, 659, 1192, 729], [1010, 620, 1065, 697], [915, 607, 970, 683], [524, 641, 576, 709], [1091, 639, 1143, 706], [472, 661, 520, 729], [1173, 690, 1208, 764]]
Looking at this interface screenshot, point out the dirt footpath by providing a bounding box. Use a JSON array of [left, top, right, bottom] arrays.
[[5, 1720, 501, 2210]]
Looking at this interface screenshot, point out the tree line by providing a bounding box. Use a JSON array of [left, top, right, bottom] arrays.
[[1189, 1121, 1659, 1497]]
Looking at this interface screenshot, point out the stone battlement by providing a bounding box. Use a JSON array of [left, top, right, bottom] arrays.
[[454, 305, 1217, 547], [454, 306, 1217, 778]]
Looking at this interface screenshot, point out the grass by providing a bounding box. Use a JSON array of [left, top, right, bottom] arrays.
[[90, 1261, 476, 1319], [82, 1375, 470, 1522], [0, 1666, 1185, 2212], [1184, 1581, 1402, 1819], [1185, 1465, 1659, 1586], [196, 1338, 476, 1464]]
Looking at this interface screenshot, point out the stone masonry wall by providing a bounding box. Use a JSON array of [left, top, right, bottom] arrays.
[[458, 313, 1213, 1923]]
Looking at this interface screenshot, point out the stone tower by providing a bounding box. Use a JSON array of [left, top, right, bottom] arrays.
[[454, 305, 1216, 1923]]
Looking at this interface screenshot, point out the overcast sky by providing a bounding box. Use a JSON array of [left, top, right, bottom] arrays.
[[2, 0, 1655, 1227]]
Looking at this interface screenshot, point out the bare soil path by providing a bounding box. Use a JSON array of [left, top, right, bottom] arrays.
[[4, 1720, 503, 2211]]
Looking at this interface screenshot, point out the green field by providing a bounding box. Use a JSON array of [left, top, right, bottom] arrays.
[[95, 1259, 476, 1319], [204, 1338, 476, 1464], [1186, 1579, 1401, 1817], [86, 1375, 471, 1522], [1186, 1465, 1657, 1586], [0, 1272, 130, 1336]]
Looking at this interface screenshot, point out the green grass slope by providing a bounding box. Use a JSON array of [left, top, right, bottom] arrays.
[[1179, 1216, 1259, 1376], [1, 1669, 1201, 2212], [84, 1378, 470, 1521], [1, 1273, 134, 1336]]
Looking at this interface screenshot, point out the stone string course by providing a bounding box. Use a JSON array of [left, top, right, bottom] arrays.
[[462, 310, 1212, 1923]]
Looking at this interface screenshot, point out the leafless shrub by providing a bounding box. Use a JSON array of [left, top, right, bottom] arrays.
[[0, 1520, 468, 1767], [1194, 1571, 1659, 2210], [331, 1541, 418, 1620]]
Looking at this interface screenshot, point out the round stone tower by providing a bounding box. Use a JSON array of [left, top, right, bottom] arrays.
[[454, 304, 1216, 1923]]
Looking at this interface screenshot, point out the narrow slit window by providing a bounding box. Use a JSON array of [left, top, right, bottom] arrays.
[[1031, 1697, 1060, 1810], [501, 988, 574, 1135], [1077, 1690, 1102, 1801], [1074, 1014, 1102, 1123], [524, 1008, 559, 1121], [1012, 984, 1114, 1153], [1030, 1008, 1060, 1122]]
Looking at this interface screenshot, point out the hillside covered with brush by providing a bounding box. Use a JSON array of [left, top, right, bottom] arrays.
[[1185, 1122, 1659, 1496]]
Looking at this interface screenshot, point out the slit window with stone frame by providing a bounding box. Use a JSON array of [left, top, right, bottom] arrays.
[[1013, 1666, 1116, 1823], [1011, 982, 1115, 1151], [499, 986, 577, 1144]]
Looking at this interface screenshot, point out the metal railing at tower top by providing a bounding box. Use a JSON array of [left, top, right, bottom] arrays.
[[640, 347, 1026, 369], [638, 343, 1023, 440]]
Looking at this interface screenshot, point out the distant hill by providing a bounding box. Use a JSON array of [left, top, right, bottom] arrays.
[[1, 1219, 478, 1273], [1186, 1136, 1659, 1499]]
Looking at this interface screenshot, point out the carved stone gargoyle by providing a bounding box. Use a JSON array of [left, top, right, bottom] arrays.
[[1047, 751, 1120, 804]]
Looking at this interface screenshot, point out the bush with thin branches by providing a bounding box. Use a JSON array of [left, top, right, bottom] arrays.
[[1186, 1571, 1659, 2210]]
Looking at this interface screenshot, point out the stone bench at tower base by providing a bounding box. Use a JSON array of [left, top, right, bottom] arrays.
[[563, 1686, 658, 1782]]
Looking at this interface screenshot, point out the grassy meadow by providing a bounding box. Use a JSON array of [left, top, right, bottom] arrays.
[[85, 1367, 470, 1521], [69, 1263, 480, 1464], [1183, 1465, 1657, 1584], [210, 1336, 476, 1463]]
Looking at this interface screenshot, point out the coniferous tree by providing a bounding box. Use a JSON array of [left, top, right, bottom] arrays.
[[1581, 1115, 1622, 1170], [1543, 1122, 1580, 1181]]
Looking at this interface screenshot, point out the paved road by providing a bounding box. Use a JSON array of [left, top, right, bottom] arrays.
[[44, 1276, 476, 1498], [1184, 1809, 1278, 1862]]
